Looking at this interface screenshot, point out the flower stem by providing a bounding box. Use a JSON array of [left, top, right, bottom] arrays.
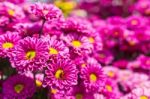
[[39, 19, 46, 38]]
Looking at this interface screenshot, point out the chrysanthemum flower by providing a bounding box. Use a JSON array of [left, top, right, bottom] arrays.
[[137, 55, 150, 70], [80, 64, 105, 92], [68, 84, 95, 99], [122, 73, 149, 90], [87, 32, 103, 51], [30, 3, 63, 21], [43, 57, 78, 90], [11, 37, 48, 73], [94, 50, 114, 65], [2, 75, 35, 99], [43, 21, 63, 36], [134, 0, 150, 16], [101, 79, 121, 99], [0, 16, 9, 26], [103, 66, 119, 79], [45, 36, 69, 58], [0, 32, 20, 58], [107, 16, 125, 26], [0, 2, 25, 20], [62, 33, 93, 54], [76, 57, 99, 70], [126, 16, 148, 29], [130, 87, 150, 99], [61, 17, 95, 34]]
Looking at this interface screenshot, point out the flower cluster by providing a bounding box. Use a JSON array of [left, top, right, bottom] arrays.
[[0, 0, 150, 99]]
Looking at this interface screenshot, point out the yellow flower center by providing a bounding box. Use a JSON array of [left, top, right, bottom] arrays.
[[7, 9, 15, 16], [14, 84, 24, 93], [131, 20, 138, 25], [88, 37, 95, 43], [89, 73, 97, 82], [107, 71, 115, 78], [51, 88, 57, 94], [140, 96, 148, 99], [55, 69, 64, 79], [72, 40, 82, 48], [106, 85, 112, 92], [35, 80, 42, 87], [26, 50, 36, 60], [49, 48, 58, 55], [81, 63, 86, 68], [2, 42, 14, 49], [129, 41, 136, 46], [99, 54, 105, 58], [75, 93, 83, 99], [114, 31, 119, 36]]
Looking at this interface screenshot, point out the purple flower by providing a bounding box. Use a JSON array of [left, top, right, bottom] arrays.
[[0, 2, 25, 20], [62, 33, 93, 55], [43, 57, 78, 90], [0, 16, 9, 26], [2, 74, 35, 99], [103, 66, 119, 79], [137, 55, 150, 70], [80, 64, 105, 92], [101, 79, 121, 99], [30, 3, 63, 21], [126, 15, 148, 29], [0, 32, 20, 58], [45, 36, 69, 58], [107, 16, 125, 26], [87, 32, 103, 51], [62, 17, 95, 34], [94, 50, 114, 65], [11, 37, 48, 73], [67, 84, 95, 99]]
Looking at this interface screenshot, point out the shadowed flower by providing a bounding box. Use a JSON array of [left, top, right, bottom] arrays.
[[2, 75, 35, 99], [67, 84, 95, 99]]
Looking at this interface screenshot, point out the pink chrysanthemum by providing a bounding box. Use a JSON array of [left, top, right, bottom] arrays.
[[103, 66, 119, 79], [2, 74, 36, 99], [43, 57, 78, 90], [67, 84, 95, 99], [0, 16, 9, 26], [0, 32, 20, 58], [30, 3, 63, 21], [87, 32, 103, 51], [45, 36, 69, 58], [11, 37, 48, 73], [80, 64, 105, 92], [94, 50, 114, 65], [130, 87, 150, 99], [0, 1, 25, 20], [137, 55, 150, 70], [62, 33, 93, 55], [101, 79, 121, 99], [62, 17, 94, 34]]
